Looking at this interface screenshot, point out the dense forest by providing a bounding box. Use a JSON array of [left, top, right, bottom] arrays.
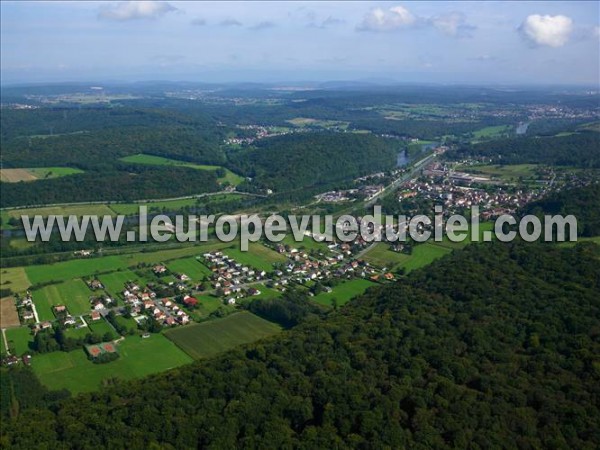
[[521, 183, 600, 237], [0, 166, 219, 208], [2, 240, 599, 448], [1, 124, 225, 169], [228, 133, 398, 195], [453, 130, 600, 167]]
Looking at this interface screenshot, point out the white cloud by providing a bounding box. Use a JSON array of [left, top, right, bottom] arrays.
[[98, 1, 176, 21], [519, 14, 573, 47], [358, 5, 416, 31], [429, 12, 475, 37]]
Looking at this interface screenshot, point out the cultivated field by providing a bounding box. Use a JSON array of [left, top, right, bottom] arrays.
[[165, 311, 281, 360], [0, 297, 20, 328], [32, 279, 94, 321], [0, 168, 37, 182], [312, 279, 377, 307], [32, 333, 192, 394]]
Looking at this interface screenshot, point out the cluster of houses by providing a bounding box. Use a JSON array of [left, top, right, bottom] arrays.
[[202, 251, 269, 304], [400, 164, 543, 217], [315, 185, 385, 203], [271, 240, 380, 285], [1, 354, 31, 367], [224, 124, 308, 146], [121, 282, 190, 326]]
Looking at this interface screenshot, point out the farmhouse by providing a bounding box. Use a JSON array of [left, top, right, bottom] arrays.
[[183, 296, 198, 307], [88, 279, 104, 290], [153, 264, 167, 275]]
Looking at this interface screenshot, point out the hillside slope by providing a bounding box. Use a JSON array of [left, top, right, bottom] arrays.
[[1, 241, 599, 448]]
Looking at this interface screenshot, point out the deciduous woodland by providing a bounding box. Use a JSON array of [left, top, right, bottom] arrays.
[[2, 241, 599, 448]]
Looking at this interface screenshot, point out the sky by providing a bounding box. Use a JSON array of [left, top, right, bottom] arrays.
[[1, 1, 599, 85]]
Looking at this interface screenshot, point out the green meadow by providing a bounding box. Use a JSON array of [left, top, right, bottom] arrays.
[[98, 270, 146, 297], [166, 257, 213, 281], [0, 267, 32, 293], [32, 279, 94, 321], [25, 256, 129, 285], [119, 153, 244, 186], [221, 243, 286, 272], [4, 327, 34, 356], [31, 333, 192, 394], [312, 279, 377, 308]]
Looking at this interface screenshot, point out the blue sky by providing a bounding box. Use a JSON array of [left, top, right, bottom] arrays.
[[1, 1, 598, 85]]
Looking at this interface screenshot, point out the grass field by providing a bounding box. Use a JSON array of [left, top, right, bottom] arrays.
[[0, 297, 20, 328], [402, 243, 452, 273], [166, 257, 213, 281], [108, 198, 200, 215], [191, 295, 228, 319], [165, 311, 281, 360], [31, 333, 192, 394], [25, 255, 129, 285], [5, 204, 115, 219], [88, 319, 117, 339], [119, 242, 230, 266], [280, 234, 332, 254], [32, 279, 94, 321], [0, 167, 84, 183], [120, 154, 244, 186], [222, 243, 286, 272], [65, 325, 93, 340], [558, 235, 600, 248], [362, 244, 411, 269], [5, 327, 34, 356], [8, 238, 36, 251], [456, 164, 539, 181], [363, 222, 495, 271], [0, 267, 31, 293], [312, 279, 377, 308], [471, 125, 512, 140], [99, 270, 144, 296]]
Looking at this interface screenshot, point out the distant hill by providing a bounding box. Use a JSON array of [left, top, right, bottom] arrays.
[[453, 130, 600, 168]]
